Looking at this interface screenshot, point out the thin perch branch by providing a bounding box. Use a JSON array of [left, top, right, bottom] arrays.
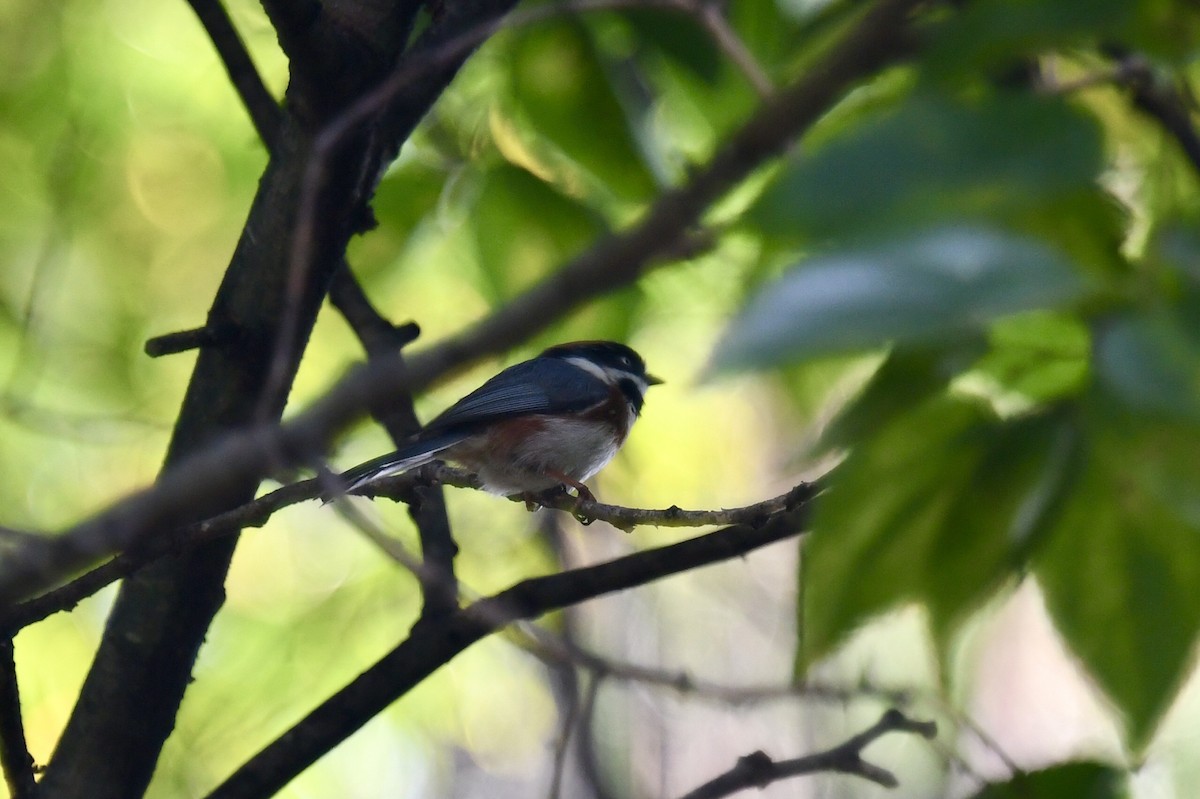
[[2, 472, 820, 632], [677, 709, 938, 799]]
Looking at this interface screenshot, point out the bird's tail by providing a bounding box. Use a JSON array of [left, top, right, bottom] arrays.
[[332, 433, 464, 497]]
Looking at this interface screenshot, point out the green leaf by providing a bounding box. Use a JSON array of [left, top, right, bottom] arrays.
[[472, 164, 602, 301], [750, 94, 1104, 241], [1094, 310, 1200, 424], [711, 225, 1085, 372], [924, 0, 1132, 77], [799, 399, 1079, 669], [620, 9, 719, 83], [508, 20, 656, 201], [967, 762, 1125, 799], [1036, 411, 1200, 750], [818, 341, 987, 452], [924, 410, 1082, 642], [971, 311, 1092, 407]]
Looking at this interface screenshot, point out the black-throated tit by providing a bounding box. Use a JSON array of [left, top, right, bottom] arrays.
[[337, 341, 661, 501]]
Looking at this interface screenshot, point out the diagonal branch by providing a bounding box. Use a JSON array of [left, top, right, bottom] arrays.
[[328, 271, 459, 619], [205, 501, 815, 799], [677, 709, 938, 799], [0, 639, 36, 799], [1106, 46, 1200, 178], [185, 0, 282, 149]]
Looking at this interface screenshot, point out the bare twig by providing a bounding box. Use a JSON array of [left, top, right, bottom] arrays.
[[184, 0, 281, 148], [143, 325, 227, 357], [685, 0, 775, 98], [0, 639, 36, 799], [205, 502, 814, 799], [521, 633, 909, 707], [547, 671, 598, 799], [537, 512, 617, 799], [361, 467, 823, 531], [329, 269, 458, 619], [677, 709, 938, 799]]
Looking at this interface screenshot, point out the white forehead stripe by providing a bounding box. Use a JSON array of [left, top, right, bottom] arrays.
[[564, 356, 613, 383], [563, 356, 648, 395]]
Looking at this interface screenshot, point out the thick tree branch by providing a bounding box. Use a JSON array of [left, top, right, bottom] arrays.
[[0, 639, 36, 799], [206, 501, 814, 799], [257, 0, 323, 78], [677, 709, 938, 799]]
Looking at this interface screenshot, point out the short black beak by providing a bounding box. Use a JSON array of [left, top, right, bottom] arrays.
[[646, 374, 664, 386]]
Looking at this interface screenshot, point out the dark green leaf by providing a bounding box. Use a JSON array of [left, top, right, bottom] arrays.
[[750, 94, 1104, 242], [472, 164, 602, 300], [712, 226, 1085, 372], [1094, 310, 1200, 424], [621, 9, 719, 83], [972, 312, 1091, 405], [799, 399, 1079, 669], [818, 341, 987, 452], [924, 410, 1082, 642], [967, 761, 1125, 799], [508, 20, 656, 201], [1037, 411, 1200, 750], [924, 0, 1132, 77]]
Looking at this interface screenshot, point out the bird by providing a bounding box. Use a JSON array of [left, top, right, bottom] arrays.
[[335, 340, 662, 502]]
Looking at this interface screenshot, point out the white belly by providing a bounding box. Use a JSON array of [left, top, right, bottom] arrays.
[[476, 418, 621, 495]]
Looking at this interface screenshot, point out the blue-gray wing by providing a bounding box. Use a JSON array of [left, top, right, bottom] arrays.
[[425, 357, 609, 433]]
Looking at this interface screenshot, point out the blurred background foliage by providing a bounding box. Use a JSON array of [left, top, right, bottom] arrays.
[[5, 0, 1200, 796]]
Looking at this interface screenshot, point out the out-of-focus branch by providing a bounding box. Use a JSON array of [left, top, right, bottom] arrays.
[[522, 633, 910, 707], [677, 709, 938, 799], [0, 639, 36, 799], [205, 501, 814, 799], [328, 270, 458, 619], [684, 0, 774, 97], [185, 0, 282, 148], [1105, 46, 1200, 178]]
